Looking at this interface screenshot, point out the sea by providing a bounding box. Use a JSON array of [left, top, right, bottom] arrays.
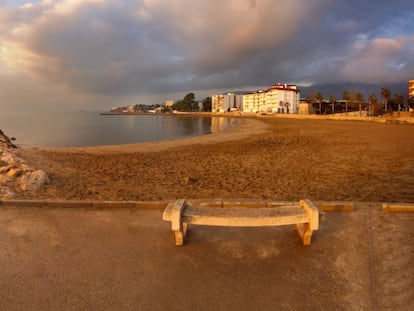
[[0, 111, 238, 148]]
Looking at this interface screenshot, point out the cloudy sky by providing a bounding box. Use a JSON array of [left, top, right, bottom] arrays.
[[0, 0, 413, 111]]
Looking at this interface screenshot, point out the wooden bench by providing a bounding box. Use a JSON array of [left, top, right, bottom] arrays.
[[162, 199, 320, 246]]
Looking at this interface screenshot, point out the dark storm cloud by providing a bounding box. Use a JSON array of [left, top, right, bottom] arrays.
[[0, 0, 413, 110]]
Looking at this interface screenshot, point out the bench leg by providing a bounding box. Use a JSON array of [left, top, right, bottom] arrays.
[[170, 199, 187, 246], [295, 223, 313, 246], [173, 223, 188, 246]]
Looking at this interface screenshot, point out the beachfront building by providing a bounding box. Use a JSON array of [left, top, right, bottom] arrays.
[[298, 102, 315, 115], [212, 83, 301, 113], [265, 84, 300, 113], [165, 100, 174, 108], [242, 83, 301, 114], [409, 79, 414, 98], [127, 104, 137, 112], [242, 90, 266, 113], [212, 94, 224, 112], [212, 93, 243, 112]]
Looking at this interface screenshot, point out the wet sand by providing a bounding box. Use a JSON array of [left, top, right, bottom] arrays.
[[17, 116, 414, 202]]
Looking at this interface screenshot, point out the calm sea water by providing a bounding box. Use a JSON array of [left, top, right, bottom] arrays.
[[0, 111, 237, 148]]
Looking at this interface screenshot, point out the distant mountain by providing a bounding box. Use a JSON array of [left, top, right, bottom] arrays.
[[298, 82, 409, 100]]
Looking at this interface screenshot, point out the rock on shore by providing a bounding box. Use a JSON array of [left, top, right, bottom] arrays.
[[0, 129, 17, 149], [0, 130, 50, 198]]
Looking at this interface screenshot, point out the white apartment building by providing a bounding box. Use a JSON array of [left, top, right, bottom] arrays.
[[212, 93, 243, 112], [243, 84, 301, 113], [409, 79, 414, 98], [242, 90, 266, 113]]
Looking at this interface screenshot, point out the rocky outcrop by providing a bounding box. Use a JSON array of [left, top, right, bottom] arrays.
[[0, 129, 17, 149], [0, 130, 50, 198]]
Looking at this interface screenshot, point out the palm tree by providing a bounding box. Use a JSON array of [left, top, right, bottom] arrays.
[[393, 94, 404, 115], [368, 92, 377, 116], [342, 90, 351, 114], [381, 87, 391, 114], [279, 101, 284, 113], [329, 95, 336, 114], [316, 92, 323, 114], [356, 92, 364, 116], [284, 101, 290, 114]]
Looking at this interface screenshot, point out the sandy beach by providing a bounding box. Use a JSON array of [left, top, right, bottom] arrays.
[[16, 116, 414, 202]]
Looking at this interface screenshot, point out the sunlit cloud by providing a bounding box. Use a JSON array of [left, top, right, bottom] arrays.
[[0, 41, 60, 76], [339, 35, 414, 83], [0, 0, 413, 111]]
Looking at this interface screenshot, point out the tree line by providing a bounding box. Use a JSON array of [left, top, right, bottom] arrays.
[[305, 87, 413, 115], [167, 93, 212, 112]]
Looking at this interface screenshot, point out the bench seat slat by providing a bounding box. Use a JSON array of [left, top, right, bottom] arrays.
[[182, 205, 308, 227]]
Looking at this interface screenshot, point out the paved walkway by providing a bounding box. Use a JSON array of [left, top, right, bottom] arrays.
[[0, 204, 413, 310]]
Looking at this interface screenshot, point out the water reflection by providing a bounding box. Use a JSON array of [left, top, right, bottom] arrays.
[[211, 117, 238, 133]]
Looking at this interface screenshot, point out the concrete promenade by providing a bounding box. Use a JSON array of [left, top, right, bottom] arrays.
[[1, 202, 413, 310]]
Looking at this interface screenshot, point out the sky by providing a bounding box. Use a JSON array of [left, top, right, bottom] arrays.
[[0, 0, 413, 111]]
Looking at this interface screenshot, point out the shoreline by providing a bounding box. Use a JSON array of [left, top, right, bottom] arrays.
[[35, 117, 269, 154], [12, 112, 414, 153], [25, 112, 413, 154]]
